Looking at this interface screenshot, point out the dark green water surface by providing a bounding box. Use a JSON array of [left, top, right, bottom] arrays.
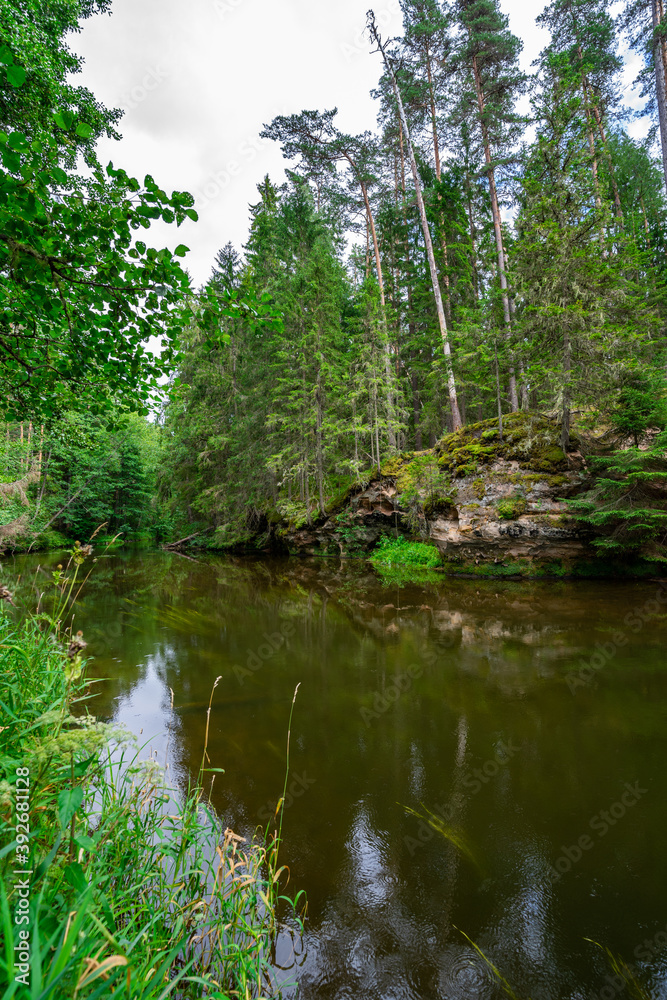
[[8, 551, 667, 999]]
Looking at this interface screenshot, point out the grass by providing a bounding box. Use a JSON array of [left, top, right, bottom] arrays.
[[370, 535, 442, 569], [0, 543, 304, 998], [448, 931, 654, 1000]]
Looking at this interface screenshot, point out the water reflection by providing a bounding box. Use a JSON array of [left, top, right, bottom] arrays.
[[4, 550, 667, 999]]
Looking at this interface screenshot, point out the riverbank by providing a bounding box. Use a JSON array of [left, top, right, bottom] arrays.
[[0, 554, 300, 998], [178, 413, 664, 580]]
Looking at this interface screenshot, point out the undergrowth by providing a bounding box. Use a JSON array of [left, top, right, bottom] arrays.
[[370, 535, 442, 569], [0, 543, 304, 998]]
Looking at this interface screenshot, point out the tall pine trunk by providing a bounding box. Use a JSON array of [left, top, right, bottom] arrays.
[[425, 45, 453, 325], [347, 162, 397, 450], [652, 0, 667, 192], [470, 51, 519, 412], [561, 328, 571, 452], [369, 13, 462, 431]]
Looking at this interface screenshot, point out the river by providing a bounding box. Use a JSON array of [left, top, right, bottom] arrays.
[[7, 550, 667, 999]]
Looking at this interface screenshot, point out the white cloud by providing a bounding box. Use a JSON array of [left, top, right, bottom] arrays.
[[73, 0, 644, 286]]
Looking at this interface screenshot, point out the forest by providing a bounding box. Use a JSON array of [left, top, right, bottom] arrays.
[[2, 0, 667, 566], [4, 4, 667, 997]]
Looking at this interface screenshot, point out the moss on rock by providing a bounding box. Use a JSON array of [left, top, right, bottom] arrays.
[[435, 412, 572, 476], [496, 495, 528, 520], [422, 495, 458, 519]]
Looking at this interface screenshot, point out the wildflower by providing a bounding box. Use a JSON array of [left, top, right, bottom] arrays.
[[72, 541, 93, 566], [68, 630, 87, 659]]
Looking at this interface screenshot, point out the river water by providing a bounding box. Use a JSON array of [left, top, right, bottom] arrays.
[[7, 551, 667, 999]]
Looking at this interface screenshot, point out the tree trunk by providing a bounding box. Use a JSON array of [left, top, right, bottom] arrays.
[[353, 398, 359, 466], [373, 388, 381, 474], [591, 102, 624, 224], [304, 457, 312, 527], [425, 46, 453, 325], [33, 447, 49, 522], [355, 171, 396, 449], [463, 166, 479, 301], [561, 328, 571, 452], [369, 15, 462, 431], [494, 342, 503, 442], [316, 379, 325, 516], [412, 371, 422, 450], [470, 51, 519, 412], [398, 116, 419, 351], [653, 0, 667, 192]]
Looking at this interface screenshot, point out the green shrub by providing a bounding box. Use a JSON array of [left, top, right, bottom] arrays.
[[422, 495, 458, 519], [496, 495, 527, 520], [370, 535, 442, 568]]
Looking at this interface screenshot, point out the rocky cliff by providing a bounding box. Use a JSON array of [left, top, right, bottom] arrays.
[[277, 413, 594, 575]]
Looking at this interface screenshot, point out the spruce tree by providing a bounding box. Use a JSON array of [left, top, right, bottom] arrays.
[[262, 110, 399, 448], [515, 57, 659, 448]]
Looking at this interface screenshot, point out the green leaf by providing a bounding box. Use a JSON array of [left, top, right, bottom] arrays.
[[174, 244, 189, 257], [54, 110, 75, 131], [73, 834, 96, 852], [58, 787, 84, 828], [75, 122, 93, 139], [6, 65, 26, 87], [72, 754, 97, 779], [63, 862, 88, 893], [7, 132, 29, 151]]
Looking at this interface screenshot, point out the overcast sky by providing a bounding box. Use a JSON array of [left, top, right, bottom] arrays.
[[73, 0, 644, 287]]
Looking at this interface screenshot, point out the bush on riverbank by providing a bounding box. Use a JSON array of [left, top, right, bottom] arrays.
[[371, 536, 442, 569], [0, 554, 300, 998]]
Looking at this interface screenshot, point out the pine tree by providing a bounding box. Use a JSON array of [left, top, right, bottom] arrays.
[[368, 9, 463, 430], [537, 0, 624, 223], [449, 0, 527, 410], [618, 0, 667, 193], [262, 111, 399, 448]]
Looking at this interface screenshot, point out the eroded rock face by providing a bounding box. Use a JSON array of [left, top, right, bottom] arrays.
[[426, 461, 590, 566], [284, 482, 404, 557], [428, 512, 585, 563], [282, 459, 592, 569]]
